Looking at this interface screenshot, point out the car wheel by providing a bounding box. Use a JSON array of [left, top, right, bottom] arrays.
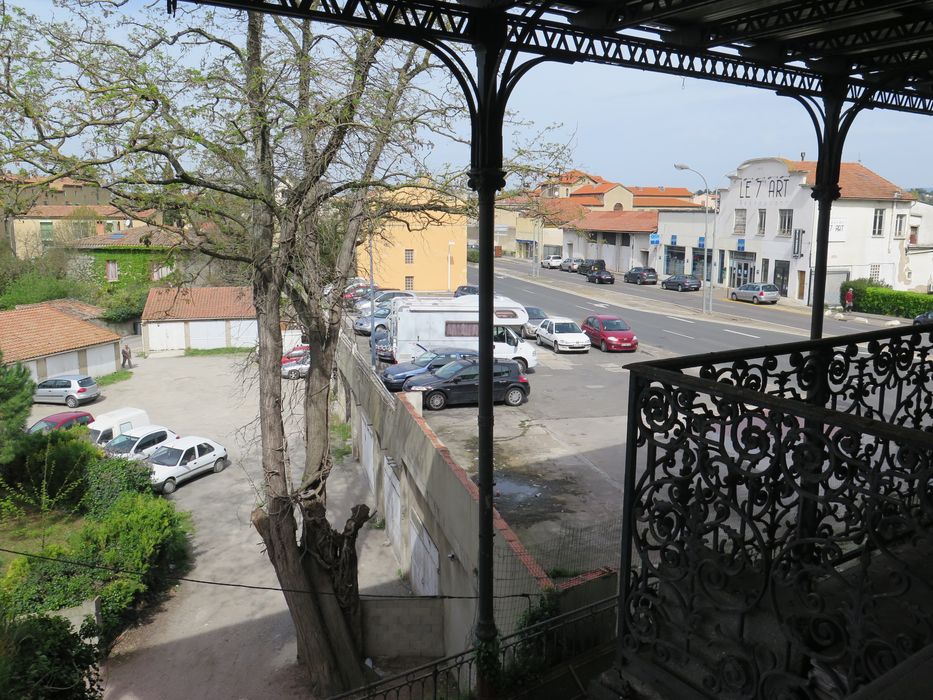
[[731, 292, 738, 301], [678, 284, 684, 292], [288, 369, 300, 379], [376, 325, 386, 333], [66, 395, 78, 408], [600, 340, 608, 352], [161, 478, 177, 495], [554, 343, 561, 354], [425, 391, 447, 410], [752, 296, 760, 304], [637, 278, 643, 285], [504, 387, 524, 407], [514, 358, 528, 374], [610, 280, 614, 284], [536, 335, 543, 346], [213, 458, 227, 473]]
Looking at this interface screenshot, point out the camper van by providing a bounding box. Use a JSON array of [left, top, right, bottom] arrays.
[[87, 407, 151, 446], [388, 295, 538, 371]]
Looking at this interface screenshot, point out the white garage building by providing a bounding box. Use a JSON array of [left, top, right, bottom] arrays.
[[142, 286, 258, 352], [0, 304, 121, 381]]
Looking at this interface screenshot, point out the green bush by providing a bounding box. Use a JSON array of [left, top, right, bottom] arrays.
[[0, 272, 84, 310], [0, 607, 102, 700], [82, 458, 152, 519], [840, 277, 933, 317], [97, 283, 149, 322], [467, 249, 479, 263]]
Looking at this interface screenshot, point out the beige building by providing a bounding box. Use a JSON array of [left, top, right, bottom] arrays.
[[362, 195, 468, 293]]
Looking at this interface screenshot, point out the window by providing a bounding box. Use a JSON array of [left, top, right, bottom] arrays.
[[39, 221, 54, 249], [869, 264, 881, 282], [105, 260, 119, 282], [910, 226, 920, 245], [734, 209, 747, 235], [151, 262, 173, 281], [445, 321, 479, 337], [404, 275, 414, 291], [778, 209, 793, 236], [757, 209, 767, 236], [197, 443, 215, 457], [872, 208, 885, 237], [895, 214, 906, 238], [404, 248, 414, 264]]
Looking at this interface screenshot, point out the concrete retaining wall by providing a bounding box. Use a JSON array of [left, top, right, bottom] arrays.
[[361, 598, 444, 657]]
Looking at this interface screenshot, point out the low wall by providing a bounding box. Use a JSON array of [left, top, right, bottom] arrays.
[[361, 598, 444, 658]]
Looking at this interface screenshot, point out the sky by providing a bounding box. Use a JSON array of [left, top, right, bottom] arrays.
[[19, 0, 933, 193]]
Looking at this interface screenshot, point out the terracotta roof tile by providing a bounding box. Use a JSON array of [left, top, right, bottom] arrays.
[[626, 186, 695, 198], [572, 182, 620, 195], [781, 160, 914, 200], [67, 225, 187, 249], [142, 286, 254, 321], [538, 198, 590, 227], [633, 196, 703, 208], [566, 210, 658, 233], [566, 194, 603, 206], [0, 306, 119, 363], [14, 298, 104, 321]]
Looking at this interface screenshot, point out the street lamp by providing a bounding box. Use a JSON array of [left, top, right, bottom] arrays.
[[447, 240, 455, 292], [675, 163, 716, 314]]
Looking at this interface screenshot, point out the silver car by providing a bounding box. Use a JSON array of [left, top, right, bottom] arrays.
[[281, 353, 310, 379], [560, 257, 584, 272], [353, 305, 392, 335], [731, 283, 780, 304], [32, 374, 101, 407]]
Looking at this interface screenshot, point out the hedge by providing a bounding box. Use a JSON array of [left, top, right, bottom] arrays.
[[839, 277, 933, 318]]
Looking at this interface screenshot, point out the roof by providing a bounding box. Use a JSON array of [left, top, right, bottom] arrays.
[[141, 286, 254, 321], [538, 198, 589, 227], [626, 186, 694, 198], [0, 306, 120, 363], [566, 210, 658, 233], [632, 196, 703, 209], [565, 195, 603, 206], [781, 160, 914, 201], [20, 204, 158, 219], [67, 225, 187, 249], [572, 182, 620, 195], [14, 298, 104, 321]]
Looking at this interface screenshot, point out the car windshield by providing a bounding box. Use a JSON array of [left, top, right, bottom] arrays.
[[106, 434, 138, 454], [525, 307, 544, 319], [555, 322, 582, 334], [762, 284, 779, 292], [150, 446, 183, 466], [645, 268, 657, 274], [602, 319, 630, 331], [434, 360, 467, 380], [28, 420, 56, 434], [412, 351, 438, 367], [374, 307, 390, 317]]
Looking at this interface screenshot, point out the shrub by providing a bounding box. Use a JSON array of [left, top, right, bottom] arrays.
[[82, 458, 152, 520], [467, 249, 479, 263], [840, 277, 933, 317], [0, 272, 83, 310], [97, 283, 149, 323]]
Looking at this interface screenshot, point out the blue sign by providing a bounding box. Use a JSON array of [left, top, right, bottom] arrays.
[[670, 234, 678, 246], [737, 238, 746, 252], [698, 236, 705, 249], [649, 233, 660, 246]]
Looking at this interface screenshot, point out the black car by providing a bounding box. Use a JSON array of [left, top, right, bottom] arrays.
[[454, 284, 479, 297], [586, 269, 615, 284], [914, 310, 933, 325], [401, 359, 529, 410], [381, 347, 478, 391], [661, 274, 702, 292], [623, 267, 658, 285], [577, 259, 606, 275]]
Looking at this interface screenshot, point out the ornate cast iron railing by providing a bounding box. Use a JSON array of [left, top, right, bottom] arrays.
[[328, 595, 617, 699], [619, 325, 933, 699]]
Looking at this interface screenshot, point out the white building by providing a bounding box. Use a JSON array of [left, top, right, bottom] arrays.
[[715, 158, 933, 305], [141, 286, 258, 352]]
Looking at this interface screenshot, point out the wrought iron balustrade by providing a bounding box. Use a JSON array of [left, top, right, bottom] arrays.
[[619, 326, 933, 699]]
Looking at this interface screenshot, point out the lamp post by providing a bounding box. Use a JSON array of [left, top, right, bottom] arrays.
[[447, 240, 455, 292], [675, 163, 715, 314], [369, 232, 376, 369]]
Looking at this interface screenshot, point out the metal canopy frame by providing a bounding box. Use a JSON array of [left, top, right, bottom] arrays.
[[169, 0, 933, 696]]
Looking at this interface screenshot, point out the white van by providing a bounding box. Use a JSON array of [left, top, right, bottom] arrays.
[[87, 407, 151, 446]]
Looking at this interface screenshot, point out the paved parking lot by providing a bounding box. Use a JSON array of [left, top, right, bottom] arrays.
[[28, 352, 405, 700]]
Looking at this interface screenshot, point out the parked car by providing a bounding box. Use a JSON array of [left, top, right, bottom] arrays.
[[371, 328, 395, 363], [914, 310, 933, 325], [581, 315, 638, 352], [87, 407, 150, 445], [281, 344, 310, 364], [381, 347, 478, 391], [577, 259, 606, 275], [586, 269, 615, 284], [402, 359, 529, 410], [356, 290, 415, 315], [353, 305, 392, 335], [623, 267, 658, 285], [522, 306, 548, 338], [541, 254, 563, 269], [560, 257, 584, 272], [344, 284, 381, 301], [535, 317, 590, 353], [731, 283, 780, 304], [104, 425, 178, 461], [661, 274, 702, 292], [32, 374, 100, 408], [148, 436, 228, 494], [281, 353, 311, 379], [27, 411, 94, 434], [454, 284, 479, 297]]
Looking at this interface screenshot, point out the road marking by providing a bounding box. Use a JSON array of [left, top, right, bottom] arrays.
[[666, 315, 695, 324], [584, 384, 606, 389], [663, 329, 694, 339], [519, 287, 536, 294], [575, 304, 591, 311], [592, 303, 609, 308], [723, 329, 761, 338]]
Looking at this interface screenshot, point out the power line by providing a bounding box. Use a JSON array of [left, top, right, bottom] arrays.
[[0, 546, 546, 602]]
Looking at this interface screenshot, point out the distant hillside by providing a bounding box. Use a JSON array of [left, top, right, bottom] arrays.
[[910, 188, 933, 203]]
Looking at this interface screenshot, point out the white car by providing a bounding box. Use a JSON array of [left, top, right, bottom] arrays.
[[148, 436, 229, 494], [541, 254, 563, 269], [104, 425, 178, 461], [535, 317, 590, 353]]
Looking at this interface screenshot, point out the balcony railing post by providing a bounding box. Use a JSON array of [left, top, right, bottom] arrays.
[[617, 371, 644, 661]]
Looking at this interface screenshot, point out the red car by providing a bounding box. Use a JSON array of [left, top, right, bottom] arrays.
[[27, 411, 95, 434], [581, 315, 638, 352], [281, 344, 310, 364]]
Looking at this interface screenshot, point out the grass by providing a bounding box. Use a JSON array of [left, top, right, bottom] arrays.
[[184, 346, 253, 356], [95, 369, 132, 386], [330, 420, 352, 462], [0, 511, 85, 577], [546, 567, 582, 580]]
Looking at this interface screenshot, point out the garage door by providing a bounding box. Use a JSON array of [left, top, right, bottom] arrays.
[[229, 320, 258, 347], [189, 320, 226, 349], [86, 343, 118, 377], [824, 270, 850, 306], [147, 322, 186, 351], [409, 510, 439, 596], [46, 351, 79, 377]]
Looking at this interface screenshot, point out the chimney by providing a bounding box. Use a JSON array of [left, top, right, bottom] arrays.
[[95, 220, 105, 235], [800, 152, 805, 161]]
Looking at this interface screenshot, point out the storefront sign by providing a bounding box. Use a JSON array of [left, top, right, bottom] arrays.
[[649, 233, 660, 246], [670, 234, 677, 246], [737, 238, 746, 252], [737, 176, 792, 199], [697, 236, 705, 249]]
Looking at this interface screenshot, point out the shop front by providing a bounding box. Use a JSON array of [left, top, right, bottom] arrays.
[[664, 245, 686, 275], [729, 250, 757, 287]]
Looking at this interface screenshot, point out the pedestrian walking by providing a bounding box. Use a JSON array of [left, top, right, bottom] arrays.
[[122, 344, 133, 368], [844, 287, 854, 312]]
